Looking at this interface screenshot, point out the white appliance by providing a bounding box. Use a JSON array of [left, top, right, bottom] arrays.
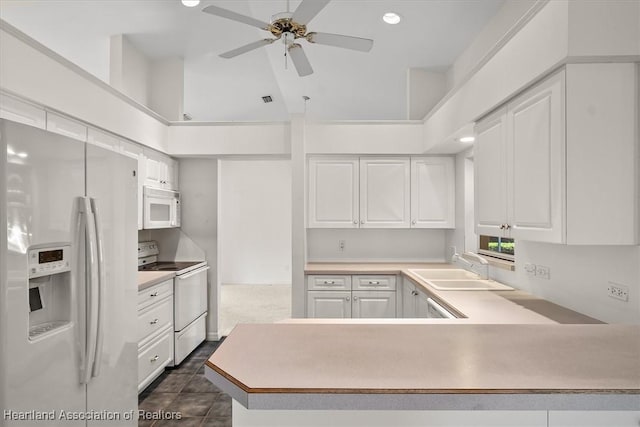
[[0, 119, 138, 426], [138, 241, 208, 365], [143, 186, 180, 229]]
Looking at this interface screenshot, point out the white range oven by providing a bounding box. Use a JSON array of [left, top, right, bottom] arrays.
[[138, 241, 208, 365], [143, 187, 181, 229]]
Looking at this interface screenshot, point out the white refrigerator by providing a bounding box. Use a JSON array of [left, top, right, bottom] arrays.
[[0, 118, 138, 426]]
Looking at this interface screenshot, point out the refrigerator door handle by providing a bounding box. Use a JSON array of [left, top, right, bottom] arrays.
[[80, 196, 99, 384], [90, 198, 106, 378]]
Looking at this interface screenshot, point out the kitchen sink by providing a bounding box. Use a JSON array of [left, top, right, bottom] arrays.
[[408, 269, 514, 291], [426, 279, 514, 291], [408, 268, 481, 280]]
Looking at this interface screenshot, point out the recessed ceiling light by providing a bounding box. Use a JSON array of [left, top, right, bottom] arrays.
[[459, 136, 475, 143], [181, 0, 200, 7], [382, 12, 401, 25]]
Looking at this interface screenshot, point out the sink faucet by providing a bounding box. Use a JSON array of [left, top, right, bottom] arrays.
[[451, 250, 489, 279]]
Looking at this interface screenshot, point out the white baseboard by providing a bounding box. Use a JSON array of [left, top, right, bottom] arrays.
[[206, 331, 220, 341]]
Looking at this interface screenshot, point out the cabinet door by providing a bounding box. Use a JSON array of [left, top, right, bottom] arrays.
[[166, 158, 179, 190], [508, 70, 565, 243], [411, 157, 455, 228], [307, 291, 351, 318], [401, 279, 417, 318], [415, 290, 431, 319], [46, 112, 87, 142], [474, 108, 508, 237], [0, 94, 46, 129], [87, 128, 119, 152], [352, 291, 396, 318], [121, 141, 144, 230], [144, 151, 163, 188], [308, 158, 359, 228], [360, 158, 410, 228]]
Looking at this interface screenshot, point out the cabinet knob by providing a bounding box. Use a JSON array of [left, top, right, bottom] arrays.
[[353, 220, 358, 224], [360, 220, 364, 224], [150, 355, 159, 363], [346, 296, 350, 302], [505, 224, 511, 230], [499, 224, 505, 230], [353, 296, 358, 301], [412, 220, 416, 225], [150, 318, 159, 325], [412, 290, 418, 296]]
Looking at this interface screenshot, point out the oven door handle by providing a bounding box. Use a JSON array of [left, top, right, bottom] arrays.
[[176, 266, 210, 280]]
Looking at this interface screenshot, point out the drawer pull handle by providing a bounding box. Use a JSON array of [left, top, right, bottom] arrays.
[[150, 355, 159, 363], [150, 318, 159, 325], [323, 281, 335, 285], [150, 291, 159, 297], [368, 281, 380, 285]]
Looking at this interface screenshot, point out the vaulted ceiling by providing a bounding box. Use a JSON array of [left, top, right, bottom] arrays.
[[0, 0, 503, 121]]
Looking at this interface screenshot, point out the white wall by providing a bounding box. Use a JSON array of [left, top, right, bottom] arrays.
[[149, 57, 184, 121], [109, 34, 149, 107], [220, 160, 292, 285], [446, 0, 539, 91], [497, 244, 640, 325], [407, 69, 447, 120], [307, 229, 447, 263], [0, 23, 168, 152]]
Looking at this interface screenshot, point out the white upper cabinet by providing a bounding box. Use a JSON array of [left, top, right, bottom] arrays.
[[475, 64, 638, 245], [475, 108, 508, 238], [87, 128, 120, 152], [359, 157, 410, 228], [410, 157, 455, 228], [46, 112, 87, 142], [121, 140, 145, 231], [308, 156, 453, 229], [475, 70, 565, 243], [143, 149, 179, 191], [0, 94, 46, 129], [508, 72, 565, 243], [308, 158, 359, 228]]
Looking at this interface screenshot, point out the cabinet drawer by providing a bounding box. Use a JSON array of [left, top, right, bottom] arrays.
[[307, 275, 352, 291], [175, 313, 207, 365], [352, 275, 396, 291], [138, 327, 172, 391], [138, 296, 173, 345], [138, 279, 173, 310]]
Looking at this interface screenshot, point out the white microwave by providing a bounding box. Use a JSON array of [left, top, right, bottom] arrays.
[[143, 187, 180, 229]]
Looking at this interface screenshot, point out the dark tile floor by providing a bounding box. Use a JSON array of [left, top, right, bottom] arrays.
[[138, 340, 230, 427]]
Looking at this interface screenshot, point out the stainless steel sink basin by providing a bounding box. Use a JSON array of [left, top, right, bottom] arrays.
[[407, 269, 514, 291]]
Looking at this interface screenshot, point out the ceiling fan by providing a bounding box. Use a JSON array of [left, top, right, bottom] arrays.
[[202, 0, 374, 77]]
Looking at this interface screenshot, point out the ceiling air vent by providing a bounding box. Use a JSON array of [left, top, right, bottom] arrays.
[[261, 95, 273, 103]]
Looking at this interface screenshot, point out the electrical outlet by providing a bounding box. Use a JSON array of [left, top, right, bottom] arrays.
[[535, 265, 550, 280], [524, 263, 537, 276], [338, 240, 346, 252], [607, 282, 629, 302]]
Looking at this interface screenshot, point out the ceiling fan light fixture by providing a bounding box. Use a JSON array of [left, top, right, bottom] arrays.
[[382, 12, 401, 25], [181, 0, 200, 7]]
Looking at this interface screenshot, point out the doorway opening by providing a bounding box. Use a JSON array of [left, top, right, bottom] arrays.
[[218, 159, 292, 336]]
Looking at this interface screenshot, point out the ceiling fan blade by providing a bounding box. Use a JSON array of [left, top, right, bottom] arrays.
[[288, 44, 313, 77], [202, 5, 270, 30], [220, 39, 277, 58], [307, 32, 373, 52], [291, 0, 330, 25]]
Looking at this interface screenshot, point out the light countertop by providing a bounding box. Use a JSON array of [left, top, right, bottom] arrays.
[[137, 271, 175, 291], [203, 263, 636, 411]]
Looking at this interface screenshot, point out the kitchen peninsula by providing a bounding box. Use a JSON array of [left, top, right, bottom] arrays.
[[204, 264, 640, 426]]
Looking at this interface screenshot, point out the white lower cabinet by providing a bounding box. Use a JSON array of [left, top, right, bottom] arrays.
[[138, 279, 174, 393], [402, 278, 450, 318], [307, 291, 352, 318], [306, 275, 396, 319]]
